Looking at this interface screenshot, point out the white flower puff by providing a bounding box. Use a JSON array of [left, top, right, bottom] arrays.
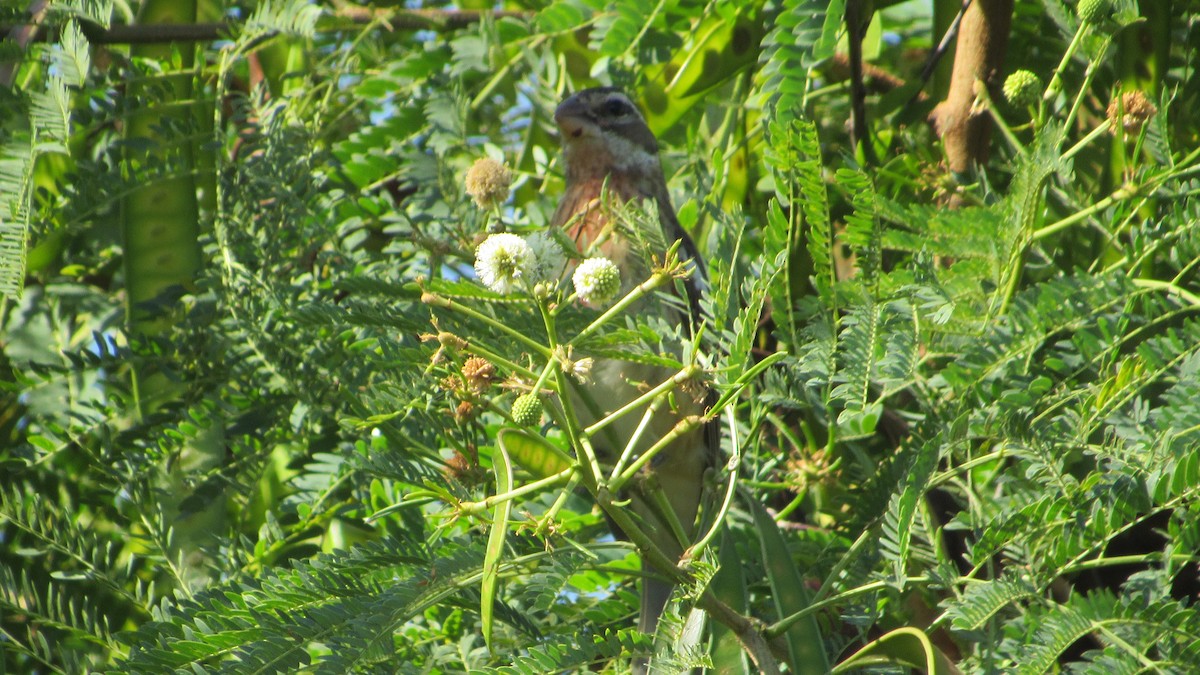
[[524, 231, 567, 284], [572, 257, 622, 307], [474, 233, 536, 294]]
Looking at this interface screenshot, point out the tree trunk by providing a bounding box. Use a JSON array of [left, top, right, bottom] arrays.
[[930, 0, 1013, 176]]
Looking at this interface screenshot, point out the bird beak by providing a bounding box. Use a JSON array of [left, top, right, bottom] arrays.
[[554, 95, 591, 139]]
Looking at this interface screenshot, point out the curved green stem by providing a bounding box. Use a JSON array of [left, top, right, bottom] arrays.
[[459, 466, 577, 518]]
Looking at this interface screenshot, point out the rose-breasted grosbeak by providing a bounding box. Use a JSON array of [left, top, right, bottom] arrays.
[[552, 87, 713, 637]]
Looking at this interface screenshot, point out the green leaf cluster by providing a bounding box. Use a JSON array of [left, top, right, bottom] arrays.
[[3, 1, 1200, 673]]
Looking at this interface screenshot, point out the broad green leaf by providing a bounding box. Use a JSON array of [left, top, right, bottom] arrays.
[[746, 493, 828, 672]]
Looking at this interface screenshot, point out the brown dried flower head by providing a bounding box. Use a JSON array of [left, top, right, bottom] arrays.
[[1107, 91, 1157, 135], [454, 399, 476, 422], [464, 157, 513, 209], [443, 449, 485, 485], [444, 450, 472, 478], [461, 356, 496, 392], [439, 375, 463, 393]]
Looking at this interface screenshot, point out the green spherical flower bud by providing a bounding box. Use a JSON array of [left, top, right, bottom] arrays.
[[572, 257, 622, 307], [1002, 70, 1042, 107], [1076, 0, 1108, 24], [511, 394, 543, 426]]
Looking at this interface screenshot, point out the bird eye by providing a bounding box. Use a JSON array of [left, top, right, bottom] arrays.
[[602, 98, 631, 117]]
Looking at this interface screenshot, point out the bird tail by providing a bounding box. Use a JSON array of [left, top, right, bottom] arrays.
[[634, 575, 673, 675], [640, 574, 674, 634]]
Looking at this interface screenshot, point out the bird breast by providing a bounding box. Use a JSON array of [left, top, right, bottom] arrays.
[[553, 174, 643, 276]]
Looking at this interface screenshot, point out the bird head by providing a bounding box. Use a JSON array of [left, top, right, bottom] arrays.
[[554, 88, 660, 181]]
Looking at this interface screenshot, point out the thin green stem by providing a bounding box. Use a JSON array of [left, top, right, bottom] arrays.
[[768, 577, 931, 639], [1062, 119, 1113, 162], [609, 394, 666, 480], [1040, 22, 1087, 124], [1062, 56, 1105, 133], [584, 365, 697, 438], [552, 367, 604, 489], [930, 449, 1006, 488], [528, 296, 562, 394], [1131, 279, 1200, 307], [710, 351, 789, 412], [689, 406, 741, 559], [1033, 185, 1134, 241], [471, 34, 549, 110], [646, 483, 692, 549], [1095, 625, 1161, 671], [979, 83, 1023, 154], [536, 472, 582, 534], [772, 492, 806, 521], [573, 273, 672, 342], [459, 466, 576, 517], [811, 528, 876, 606], [1062, 553, 1200, 575], [611, 415, 706, 492], [1044, 138, 1200, 248], [421, 291, 551, 357]]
